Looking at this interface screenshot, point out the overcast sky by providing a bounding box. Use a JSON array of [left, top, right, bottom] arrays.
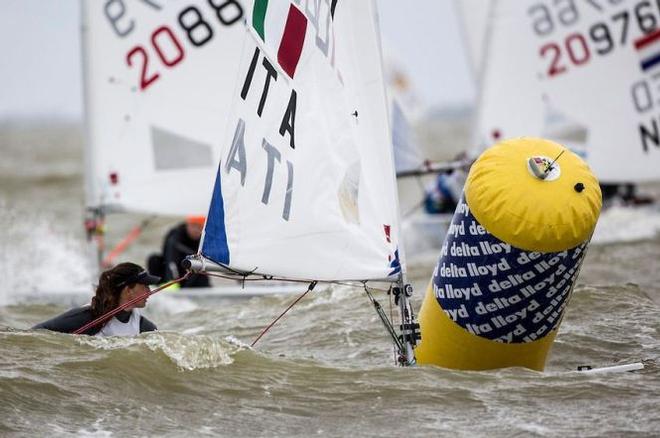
[[0, 0, 475, 120]]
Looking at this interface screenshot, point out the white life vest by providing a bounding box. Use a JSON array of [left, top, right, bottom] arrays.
[[95, 309, 141, 337]]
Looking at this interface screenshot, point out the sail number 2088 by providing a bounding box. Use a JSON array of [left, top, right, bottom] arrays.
[[530, 0, 660, 78], [107, 0, 243, 91]]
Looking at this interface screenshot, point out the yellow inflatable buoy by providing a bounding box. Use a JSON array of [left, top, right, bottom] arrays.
[[415, 138, 602, 371]]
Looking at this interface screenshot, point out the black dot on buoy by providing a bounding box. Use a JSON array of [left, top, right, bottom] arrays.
[[574, 183, 585, 193]]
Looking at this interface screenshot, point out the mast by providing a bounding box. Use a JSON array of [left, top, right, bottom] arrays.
[[372, 0, 418, 366], [467, 0, 499, 154], [79, 0, 105, 270], [453, 0, 495, 86]]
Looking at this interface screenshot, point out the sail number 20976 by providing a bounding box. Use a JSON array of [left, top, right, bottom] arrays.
[[530, 0, 660, 78], [109, 0, 243, 91]]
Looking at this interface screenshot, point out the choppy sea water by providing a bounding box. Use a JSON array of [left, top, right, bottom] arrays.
[[1, 122, 659, 437]]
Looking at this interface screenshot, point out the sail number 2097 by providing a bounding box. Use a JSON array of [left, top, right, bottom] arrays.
[[114, 0, 243, 91], [531, 0, 660, 78]]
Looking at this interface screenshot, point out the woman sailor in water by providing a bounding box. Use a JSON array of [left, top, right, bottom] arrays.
[[33, 262, 160, 336]]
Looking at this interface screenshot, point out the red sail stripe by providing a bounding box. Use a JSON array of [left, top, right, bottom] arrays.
[[277, 4, 307, 78], [634, 28, 660, 50]]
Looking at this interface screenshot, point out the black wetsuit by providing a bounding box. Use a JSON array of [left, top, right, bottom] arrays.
[[32, 305, 157, 335], [600, 183, 621, 205], [154, 223, 209, 288]]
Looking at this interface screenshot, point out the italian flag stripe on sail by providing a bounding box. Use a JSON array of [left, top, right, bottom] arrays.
[[252, 0, 308, 78]]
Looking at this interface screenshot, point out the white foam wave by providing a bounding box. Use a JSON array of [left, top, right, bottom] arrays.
[[181, 326, 205, 335], [592, 204, 660, 244], [76, 419, 113, 438], [145, 333, 236, 370], [225, 334, 251, 349], [76, 332, 240, 370], [0, 200, 93, 305]]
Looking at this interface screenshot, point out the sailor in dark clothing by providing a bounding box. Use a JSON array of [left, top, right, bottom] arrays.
[[600, 183, 655, 207], [147, 216, 210, 288], [33, 262, 160, 336], [424, 169, 467, 215]]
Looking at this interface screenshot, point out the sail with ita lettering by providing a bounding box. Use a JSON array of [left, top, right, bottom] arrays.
[[473, 0, 660, 182], [196, 0, 404, 283]]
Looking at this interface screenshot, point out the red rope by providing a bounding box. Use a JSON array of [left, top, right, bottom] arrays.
[[73, 273, 189, 335], [101, 218, 153, 268], [250, 281, 317, 347]]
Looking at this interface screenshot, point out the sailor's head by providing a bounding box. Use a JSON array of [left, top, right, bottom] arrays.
[[185, 215, 205, 241], [92, 262, 161, 316]]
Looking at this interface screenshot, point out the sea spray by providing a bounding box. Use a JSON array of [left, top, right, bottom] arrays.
[[0, 200, 92, 305]]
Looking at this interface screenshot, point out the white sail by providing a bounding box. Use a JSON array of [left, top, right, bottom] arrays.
[[454, 0, 494, 82], [476, 0, 660, 182], [81, 0, 247, 215], [391, 98, 423, 174], [200, 0, 402, 281]]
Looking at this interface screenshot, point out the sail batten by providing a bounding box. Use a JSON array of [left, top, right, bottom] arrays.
[[200, 1, 402, 282]]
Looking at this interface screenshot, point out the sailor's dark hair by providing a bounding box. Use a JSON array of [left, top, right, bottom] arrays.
[[90, 262, 143, 318]]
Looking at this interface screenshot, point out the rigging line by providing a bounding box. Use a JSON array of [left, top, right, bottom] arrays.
[[203, 271, 312, 284], [387, 284, 397, 364], [386, 284, 394, 325], [202, 271, 392, 290], [209, 261, 259, 278], [363, 284, 404, 354], [72, 273, 190, 335], [250, 281, 318, 347], [202, 271, 263, 281], [101, 215, 156, 268]]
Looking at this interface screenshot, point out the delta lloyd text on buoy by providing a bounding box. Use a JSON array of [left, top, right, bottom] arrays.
[[415, 137, 602, 371]]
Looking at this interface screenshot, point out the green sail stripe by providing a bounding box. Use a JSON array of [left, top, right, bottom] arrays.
[[252, 0, 268, 41]]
